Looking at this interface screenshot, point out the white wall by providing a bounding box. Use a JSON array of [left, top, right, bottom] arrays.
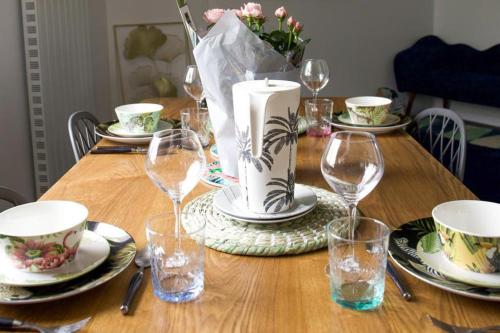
[[0, 0, 35, 202], [104, 0, 434, 102], [433, 0, 500, 127]]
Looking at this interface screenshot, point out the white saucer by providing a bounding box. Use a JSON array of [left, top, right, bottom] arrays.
[[338, 113, 400, 127], [0, 230, 110, 287], [417, 239, 500, 288], [330, 116, 412, 134], [107, 120, 172, 138], [213, 184, 318, 223]]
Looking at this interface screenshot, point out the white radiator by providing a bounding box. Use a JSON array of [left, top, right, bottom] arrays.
[[21, 0, 96, 196]]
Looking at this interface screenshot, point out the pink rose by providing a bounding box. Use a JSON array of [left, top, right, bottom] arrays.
[[203, 8, 225, 24], [293, 21, 303, 33], [242, 2, 263, 18], [274, 6, 287, 19], [287, 16, 296, 27]]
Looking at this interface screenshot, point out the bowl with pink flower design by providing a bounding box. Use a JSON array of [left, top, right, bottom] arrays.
[[0, 201, 88, 272]]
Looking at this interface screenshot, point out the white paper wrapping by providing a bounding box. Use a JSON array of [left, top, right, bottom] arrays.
[[193, 12, 299, 177]]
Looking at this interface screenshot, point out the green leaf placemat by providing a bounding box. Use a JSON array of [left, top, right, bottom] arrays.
[[183, 185, 348, 256]]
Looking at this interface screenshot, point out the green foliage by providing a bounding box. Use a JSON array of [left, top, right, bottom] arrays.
[[124, 25, 167, 60], [54, 243, 65, 254], [420, 232, 441, 253], [461, 233, 480, 255], [259, 30, 310, 61]]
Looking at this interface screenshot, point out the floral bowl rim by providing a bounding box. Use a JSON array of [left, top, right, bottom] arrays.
[[0, 200, 88, 238]]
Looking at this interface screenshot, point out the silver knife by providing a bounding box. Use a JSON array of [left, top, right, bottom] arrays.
[[91, 146, 148, 154], [387, 260, 412, 301]]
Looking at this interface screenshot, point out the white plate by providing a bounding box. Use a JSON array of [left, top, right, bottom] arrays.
[[213, 184, 318, 223], [338, 113, 401, 127], [417, 241, 500, 288], [330, 116, 412, 134], [0, 221, 136, 304], [0, 230, 110, 287], [107, 120, 172, 138], [95, 131, 151, 144]]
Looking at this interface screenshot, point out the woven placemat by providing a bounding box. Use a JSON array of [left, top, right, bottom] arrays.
[[183, 185, 348, 256]]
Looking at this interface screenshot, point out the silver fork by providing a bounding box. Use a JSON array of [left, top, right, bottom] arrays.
[[428, 315, 500, 333], [0, 317, 91, 333]]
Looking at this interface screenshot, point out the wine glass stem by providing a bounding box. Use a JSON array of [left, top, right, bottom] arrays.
[[348, 203, 357, 240], [195, 99, 201, 114], [173, 198, 182, 251], [313, 91, 318, 101]]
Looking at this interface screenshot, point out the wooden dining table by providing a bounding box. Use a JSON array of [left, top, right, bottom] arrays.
[[0, 97, 497, 333]]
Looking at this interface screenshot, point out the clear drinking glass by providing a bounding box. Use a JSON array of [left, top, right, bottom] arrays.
[[321, 131, 384, 236], [183, 65, 205, 113], [181, 107, 210, 148], [327, 217, 390, 310], [305, 99, 333, 137], [146, 213, 205, 302], [145, 129, 206, 265], [300, 59, 330, 99]]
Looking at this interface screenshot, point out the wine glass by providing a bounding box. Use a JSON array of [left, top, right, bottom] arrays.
[[183, 65, 205, 113], [145, 129, 206, 264], [300, 59, 330, 100], [321, 131, 384, 238]]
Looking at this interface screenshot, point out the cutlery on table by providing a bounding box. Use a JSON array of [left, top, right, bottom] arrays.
[[91, 146, 148, 154], [387, 260, 412, 301], [428, 315, 500, 333], [0, 316, 91, 333], [120, 248, 151, 315]]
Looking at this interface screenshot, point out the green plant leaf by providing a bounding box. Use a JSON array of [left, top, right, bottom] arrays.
[[420, 232, 441, 253], [124, 25, 167, 60], [461, 233, 480, 254]]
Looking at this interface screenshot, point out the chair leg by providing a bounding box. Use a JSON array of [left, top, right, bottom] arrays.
[[443, 98, 450, 109], [405, 92, 416, 117]]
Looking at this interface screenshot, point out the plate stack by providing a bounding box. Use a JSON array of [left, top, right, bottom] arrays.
[[389, 200, 500, 301], [0, 202, 136, 304], [95, 120, 175, 144]]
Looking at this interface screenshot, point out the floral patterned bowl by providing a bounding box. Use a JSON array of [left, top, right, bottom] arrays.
[[115, 103, 163, 135], [432, 200, 500, 274], [0, 201, 88, 272], [345, 96, 391, 126]]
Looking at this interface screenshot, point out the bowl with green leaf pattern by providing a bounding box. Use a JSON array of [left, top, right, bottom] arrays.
[[115, 103, 163, 135], [345, 96, 391, 126], [432, 200, 500, 274]]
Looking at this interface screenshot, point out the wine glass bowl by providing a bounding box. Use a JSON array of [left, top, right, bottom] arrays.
[[300, 59, 330, 99], [321, 131, 384, 226], [145, 129, 206, 263], [183, 65, 205, 108]]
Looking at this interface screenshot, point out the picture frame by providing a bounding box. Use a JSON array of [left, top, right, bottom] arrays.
[[113, 22, 190, 103]]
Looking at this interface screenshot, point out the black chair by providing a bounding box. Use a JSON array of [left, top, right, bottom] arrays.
[[0, 186, 28, 207], [68, 111, 100, 162], [411, 107, 467, 181]]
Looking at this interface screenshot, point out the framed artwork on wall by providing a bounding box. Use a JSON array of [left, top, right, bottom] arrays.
[[113, 22, 190, 103]]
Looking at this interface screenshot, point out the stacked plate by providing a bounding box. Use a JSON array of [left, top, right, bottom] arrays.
[[0, 201, 136, 304], [330, 113, 412, 134], [389, 217, 500, 301], [95, 120, 176, 144], [212, 184, 318, 224]]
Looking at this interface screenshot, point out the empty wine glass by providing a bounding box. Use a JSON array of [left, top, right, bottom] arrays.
[[145, 129, 206, 264], [300, 59, 330, 100], [183, 65, 205, 113], [321, 131, 384, 237]]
